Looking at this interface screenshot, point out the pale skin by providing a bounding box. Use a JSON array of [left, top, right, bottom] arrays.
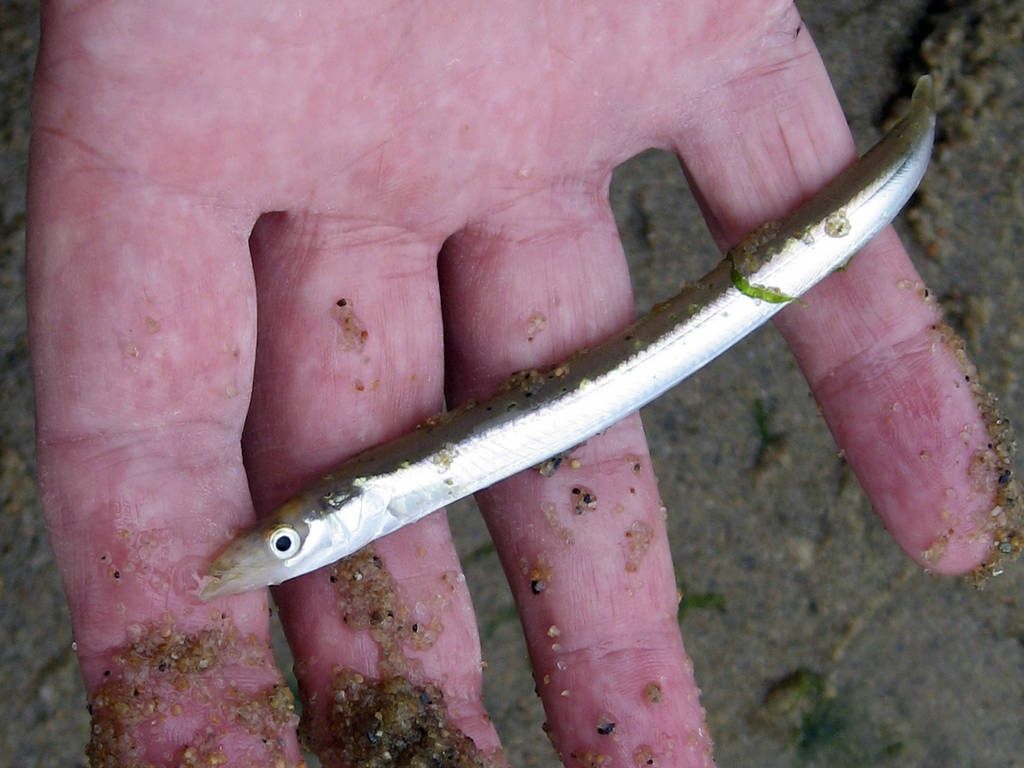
[[28, 1, 997, 766]]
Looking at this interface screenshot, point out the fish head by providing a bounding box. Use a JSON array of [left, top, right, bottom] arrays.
[[199, 496, 331, 600]]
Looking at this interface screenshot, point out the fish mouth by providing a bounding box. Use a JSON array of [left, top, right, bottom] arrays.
[[199, 560, 284, 600], [198, 570, 255, 601], [198, 537, 276, 601]]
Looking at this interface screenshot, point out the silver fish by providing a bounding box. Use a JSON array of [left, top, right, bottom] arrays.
[[201, 76, 936, 600]]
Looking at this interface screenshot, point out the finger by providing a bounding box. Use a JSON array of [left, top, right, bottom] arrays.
[[242, 211, 503, 764], [26, 137, 303, 763], [440, 183, 713, 767], [671, 18, 1005, 573]]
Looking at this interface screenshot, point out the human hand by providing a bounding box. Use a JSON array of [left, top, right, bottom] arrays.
[[27, 2, 1010, 766]]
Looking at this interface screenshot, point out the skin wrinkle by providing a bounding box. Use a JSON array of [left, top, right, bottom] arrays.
[[531, 610, 683, 665], [459, 176, 608, 242], [680, 77, 853, 249], [31, 125, 126, 179], [810, 326, 997, 569], [37, 416, 246, 458], [815, 332, 968, 430], [33, 124, 260, 224], [770, 79, 836, 201], [806, 315, 944, 395]]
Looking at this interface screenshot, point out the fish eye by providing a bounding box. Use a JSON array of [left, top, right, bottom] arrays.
[[268, 526, 302, 560]]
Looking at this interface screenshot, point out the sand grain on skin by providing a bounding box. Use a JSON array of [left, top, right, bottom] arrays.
[[85, 614, 300, 768]]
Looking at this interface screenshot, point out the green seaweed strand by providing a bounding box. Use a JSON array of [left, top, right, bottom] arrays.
[[729, 256, 797, 304]]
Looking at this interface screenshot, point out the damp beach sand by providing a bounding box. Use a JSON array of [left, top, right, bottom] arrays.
[[2, 1, 1022, 766]]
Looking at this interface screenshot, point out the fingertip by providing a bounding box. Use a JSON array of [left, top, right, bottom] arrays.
[[803, 285, 1021, 584]]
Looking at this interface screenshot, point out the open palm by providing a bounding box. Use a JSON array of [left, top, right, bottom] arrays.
[[28, 1, 999, 765]]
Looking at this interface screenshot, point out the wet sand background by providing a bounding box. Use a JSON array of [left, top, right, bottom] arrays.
[[2, 1, 1021, 766]]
